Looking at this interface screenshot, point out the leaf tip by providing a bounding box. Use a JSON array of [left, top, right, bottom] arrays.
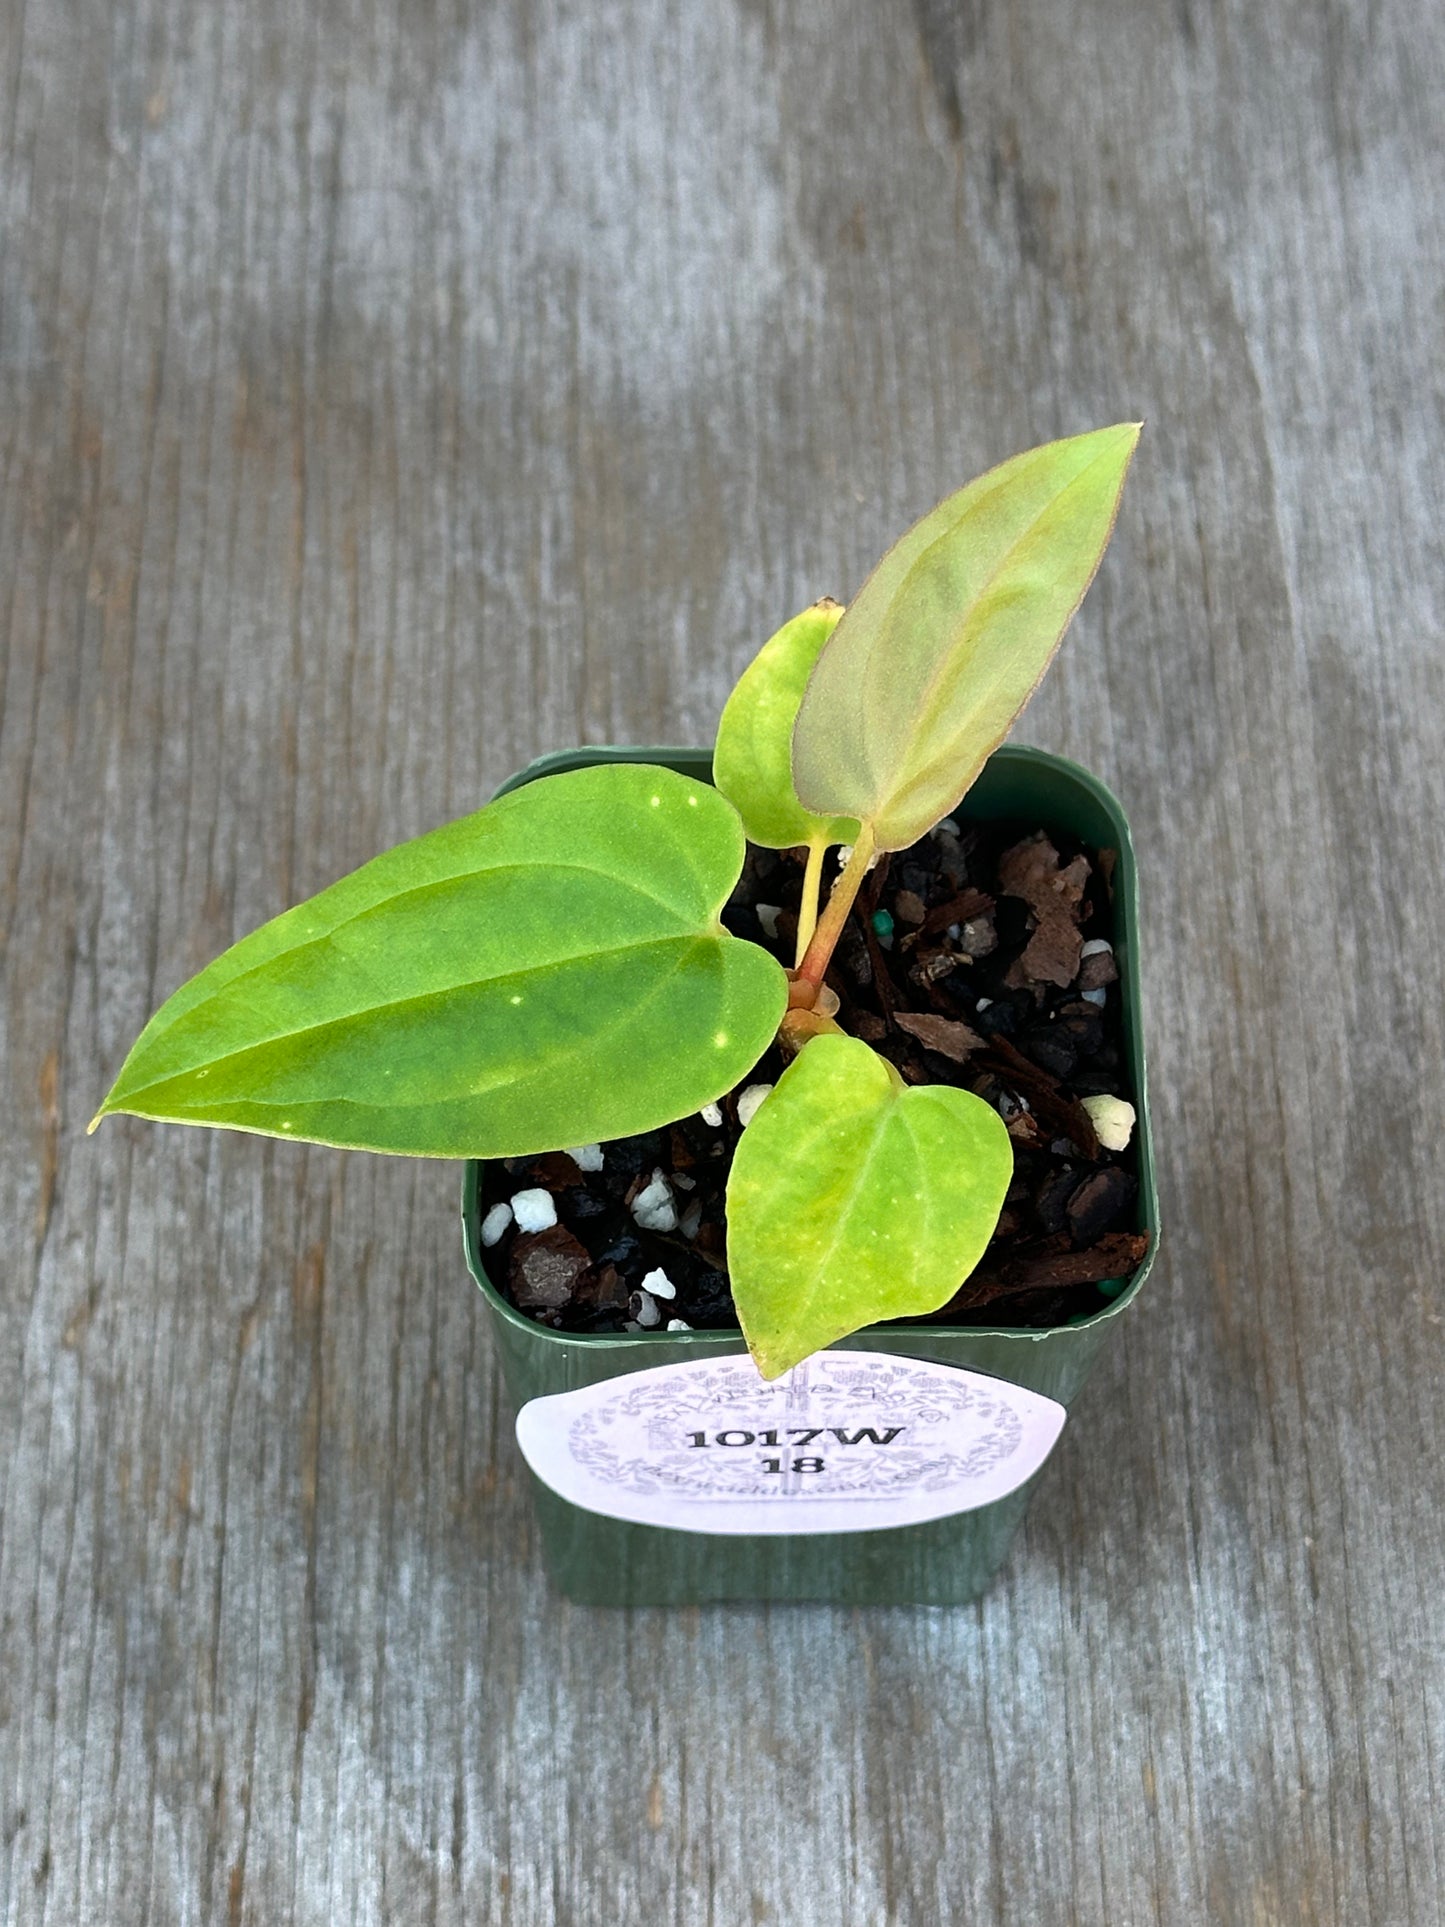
[[737, 1307, 801, 1382], [749, 1344, 797, 1382], [1096, 419, 1143, 457]]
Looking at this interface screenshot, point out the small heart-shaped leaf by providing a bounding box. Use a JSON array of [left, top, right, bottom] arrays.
[[726, 1034, 1013, 1377], [792, 424, 1140, 850], [713, 600, 860, 850], [94, 764, 787, 1157]]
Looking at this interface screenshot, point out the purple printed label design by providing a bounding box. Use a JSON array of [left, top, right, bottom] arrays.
[[514, 1351, 1066, 1536]]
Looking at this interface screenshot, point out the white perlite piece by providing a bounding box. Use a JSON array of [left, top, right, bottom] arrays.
[[509, 1188, 557, 1233], [640, 1266, 677, 1301], [633, 1290, 662, 1329], [1082, 986, 1108, 1007], [566, 1143, 605, 1172], [736, 1083, 773, 1128], [666, 1318, 691, 1331], [699, 1101, 723, 1128], [480, 1202, 513, 1247], [1080, 938, 1113, 958], [631, 1170, 678, 1232], [756, 903, 783, 940], [834, 844, 881, 873], [1082, 1094, 1136, 1152]]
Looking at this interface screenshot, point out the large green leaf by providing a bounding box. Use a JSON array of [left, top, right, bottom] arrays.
[[792, 425, 1140, 850], [713, 600, 859, 850], [726, 1034, 1013, 1378], [93, 764, 787, 1156]]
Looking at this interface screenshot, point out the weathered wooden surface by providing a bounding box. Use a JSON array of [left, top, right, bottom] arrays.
[[2, 0, 1441, 1919]]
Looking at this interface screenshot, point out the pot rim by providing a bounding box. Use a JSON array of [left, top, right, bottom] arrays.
[[463, 741, 1158, 1349]]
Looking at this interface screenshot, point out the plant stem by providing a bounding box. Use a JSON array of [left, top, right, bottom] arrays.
[[778, 1005, 847, 1058], [794, 822, 876, 992], [794, 837, 828, 967]]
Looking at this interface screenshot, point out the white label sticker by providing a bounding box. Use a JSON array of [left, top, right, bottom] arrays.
[[514, 1350, 1066, 1536]]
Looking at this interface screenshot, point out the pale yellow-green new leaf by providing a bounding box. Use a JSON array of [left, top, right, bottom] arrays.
[[792, 424, 1140, 850], [713, 600, 859, 849], [726, 1034, 1013, 1378]]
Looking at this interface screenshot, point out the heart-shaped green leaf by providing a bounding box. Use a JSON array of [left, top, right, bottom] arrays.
[[713, 600, 859, 850], [792, 424, 1140, 851], [726, 1034, 1013, 1378], [93, 764, 787, 1157]]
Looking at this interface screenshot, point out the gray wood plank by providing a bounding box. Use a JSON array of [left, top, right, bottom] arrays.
[[1, 0, 1441, 1920]]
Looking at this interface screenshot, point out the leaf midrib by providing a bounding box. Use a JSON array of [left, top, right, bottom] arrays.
[[123, 933, 782, 1151], [112, 929, 732, 1105], [132, 850, 720, 1052], [781, 1088, 903, 1344]]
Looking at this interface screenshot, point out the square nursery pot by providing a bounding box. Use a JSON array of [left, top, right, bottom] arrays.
[[463, 744, 1158, 1607]]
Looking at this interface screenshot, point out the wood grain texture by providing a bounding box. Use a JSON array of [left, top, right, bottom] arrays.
[[1, 0, 1441, 1920]]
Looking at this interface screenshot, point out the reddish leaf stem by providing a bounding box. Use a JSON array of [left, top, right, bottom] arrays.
[[794, 823, 877, 993]]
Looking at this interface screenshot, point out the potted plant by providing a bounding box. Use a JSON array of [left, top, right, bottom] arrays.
[[94, 425, 1157, 1607]]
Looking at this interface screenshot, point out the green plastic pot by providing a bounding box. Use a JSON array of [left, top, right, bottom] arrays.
[[462, 744, 1157, 1606]]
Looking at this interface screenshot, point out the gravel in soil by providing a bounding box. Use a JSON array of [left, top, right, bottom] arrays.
[[481, 811, 1150, 1336]]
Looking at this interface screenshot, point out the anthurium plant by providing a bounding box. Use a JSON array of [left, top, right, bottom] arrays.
[[94, 425, 1139, 1378]]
